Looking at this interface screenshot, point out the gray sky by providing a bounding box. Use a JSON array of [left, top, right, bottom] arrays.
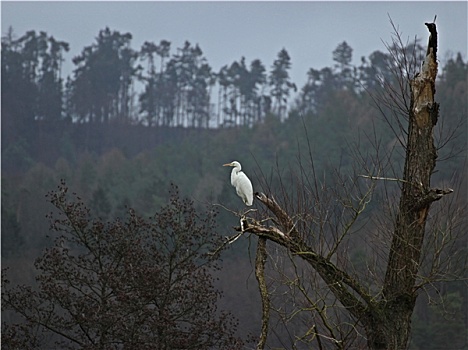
[[2, 1, 467, 88]]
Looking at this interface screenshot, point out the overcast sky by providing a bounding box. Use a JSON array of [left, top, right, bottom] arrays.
[[2, 1, 467, 88]]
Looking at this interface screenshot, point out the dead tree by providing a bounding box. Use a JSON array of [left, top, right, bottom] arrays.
[[236, 22, 455, 350]]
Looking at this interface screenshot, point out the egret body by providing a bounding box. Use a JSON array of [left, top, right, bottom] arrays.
[[223, 161, 253, 206]]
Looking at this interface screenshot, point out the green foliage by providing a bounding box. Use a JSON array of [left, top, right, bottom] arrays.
[[70, 27, 139, 123], [269, 48, 296, 119], [1, 28, 69, 144]]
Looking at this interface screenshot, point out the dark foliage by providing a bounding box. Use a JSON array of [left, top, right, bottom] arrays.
[[2, 181, 242, 349]]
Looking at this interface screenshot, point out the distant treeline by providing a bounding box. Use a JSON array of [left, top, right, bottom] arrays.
[[2, 26, 467, 174], [3, 26, 465, 131]]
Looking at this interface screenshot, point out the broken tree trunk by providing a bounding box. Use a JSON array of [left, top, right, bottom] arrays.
[[372, 21, 451, 350]]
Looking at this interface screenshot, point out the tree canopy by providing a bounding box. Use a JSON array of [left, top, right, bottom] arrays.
[[2, 181, 242, 349]]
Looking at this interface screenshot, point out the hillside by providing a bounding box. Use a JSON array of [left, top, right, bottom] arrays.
[[2, 27, 467, 348]]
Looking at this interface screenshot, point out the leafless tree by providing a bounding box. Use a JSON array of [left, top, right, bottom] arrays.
[[226, 20, 465, 350]]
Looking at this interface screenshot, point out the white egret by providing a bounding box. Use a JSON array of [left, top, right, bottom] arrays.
[[223, 161, 253, 206]]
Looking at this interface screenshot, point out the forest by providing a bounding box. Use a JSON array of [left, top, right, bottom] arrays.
[[1, 23, 467, 349]]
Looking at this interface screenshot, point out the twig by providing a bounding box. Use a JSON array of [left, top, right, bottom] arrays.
[[208, 232, 243, 257], [358, 174, 408, 183]]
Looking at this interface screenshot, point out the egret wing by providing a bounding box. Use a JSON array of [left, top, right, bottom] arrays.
[[235, 172, 253, 206]]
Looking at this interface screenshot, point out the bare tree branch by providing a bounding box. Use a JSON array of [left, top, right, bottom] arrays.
[[238, 193, 373, 320]]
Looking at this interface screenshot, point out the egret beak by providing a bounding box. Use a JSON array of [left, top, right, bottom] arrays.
[[223, 163, 233, 167]]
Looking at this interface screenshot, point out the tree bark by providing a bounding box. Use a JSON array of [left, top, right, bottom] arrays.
[[255, 237, 269, 350], [370, 21, 445, 350]]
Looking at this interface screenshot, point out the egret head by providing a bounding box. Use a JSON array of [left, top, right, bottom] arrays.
[[223, 161, 241, 169]]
